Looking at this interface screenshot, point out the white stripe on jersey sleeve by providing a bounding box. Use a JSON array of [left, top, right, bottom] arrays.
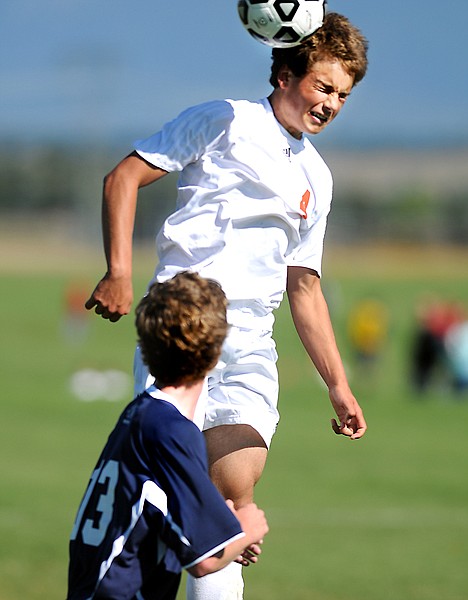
[[97, 480, 183, 586], [182, 531, 246, 570]]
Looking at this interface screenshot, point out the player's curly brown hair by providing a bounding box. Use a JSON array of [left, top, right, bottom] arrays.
[[270, 12, 368, 88], [135, 271, 228, 388]]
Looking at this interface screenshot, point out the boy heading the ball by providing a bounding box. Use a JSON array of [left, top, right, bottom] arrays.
[[85, 12, 369, 600], [67, 271, 268, 600]]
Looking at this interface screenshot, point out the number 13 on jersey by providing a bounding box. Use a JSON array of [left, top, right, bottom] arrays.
[[70, 460, 119, 547]]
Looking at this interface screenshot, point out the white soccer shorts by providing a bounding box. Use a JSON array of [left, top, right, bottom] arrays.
[[133, 325, 280, 448]]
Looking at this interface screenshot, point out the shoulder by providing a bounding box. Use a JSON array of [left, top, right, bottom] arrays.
[[140, 398, 205, 456], [183, 98, 268, 129], [227, 98, 274, 129], [302, 138, 333, 180], [174, 99, 236, 131], [303, 137, 330, 165], [228, 98, 268, 114], [155, 99, 244, 154]]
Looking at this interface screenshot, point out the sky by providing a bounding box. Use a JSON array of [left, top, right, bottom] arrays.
[[1, 0, 468, 148]]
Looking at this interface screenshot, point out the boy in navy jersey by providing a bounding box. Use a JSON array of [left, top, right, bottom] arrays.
[[67, 271, 268, 600]]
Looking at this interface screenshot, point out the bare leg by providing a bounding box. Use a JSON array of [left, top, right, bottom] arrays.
[[186, 424, 268, 600], [204, 424, 268, 505]]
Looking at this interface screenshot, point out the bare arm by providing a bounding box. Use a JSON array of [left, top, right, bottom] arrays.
[[187, 501, 268, 578], [85, 151, 168, 321], [287, 266, 367, 439]]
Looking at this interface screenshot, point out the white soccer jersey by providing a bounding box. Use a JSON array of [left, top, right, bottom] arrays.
[[135, 98, 332, 330]]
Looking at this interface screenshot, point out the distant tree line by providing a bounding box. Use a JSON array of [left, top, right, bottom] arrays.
[[1, 144, 467, 245], [329, 188, 468, 245]]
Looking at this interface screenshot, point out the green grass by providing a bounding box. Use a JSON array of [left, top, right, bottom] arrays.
[[1, 245, 468, 600]]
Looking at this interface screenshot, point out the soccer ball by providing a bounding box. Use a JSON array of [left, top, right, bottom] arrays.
[[237, 0, 327, 48]]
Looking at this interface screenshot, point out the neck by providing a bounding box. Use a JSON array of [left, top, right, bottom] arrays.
[[159, 380, 204, 421], [268, 91, 302, 139]]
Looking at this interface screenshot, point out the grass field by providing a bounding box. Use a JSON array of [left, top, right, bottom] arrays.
[[1, 237, 467, 600]]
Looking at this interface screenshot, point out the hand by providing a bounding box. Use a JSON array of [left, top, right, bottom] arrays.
[[85, 273, 133, 322], [234, 543, 263, 567], [329, 385, 367, 440], [226, 499, 269, 560]]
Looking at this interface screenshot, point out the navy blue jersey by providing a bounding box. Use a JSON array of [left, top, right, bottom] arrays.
[[67, 389, 244, 600]]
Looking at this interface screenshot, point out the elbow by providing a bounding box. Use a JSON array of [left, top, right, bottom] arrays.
[[103, 168, 117, 193], [187, 563, 210, 579], [187, 557, 218, 578]]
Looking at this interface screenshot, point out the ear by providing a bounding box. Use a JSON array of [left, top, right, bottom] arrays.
[[277, 65, 291, 89]]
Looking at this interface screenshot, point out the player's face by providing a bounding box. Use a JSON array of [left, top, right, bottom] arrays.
[[272, 59, 354, 139]]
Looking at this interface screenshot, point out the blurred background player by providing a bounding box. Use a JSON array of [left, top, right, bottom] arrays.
[[410, 295, 464, 393], [445, 314, 468, 395], [67, 272, 268, 600], [347, 297, 389, 370], [85, 12, 368, 599]]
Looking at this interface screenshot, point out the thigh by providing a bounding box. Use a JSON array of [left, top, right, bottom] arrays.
[[205, 327, 280, 447], [203, 424, 268, 507]]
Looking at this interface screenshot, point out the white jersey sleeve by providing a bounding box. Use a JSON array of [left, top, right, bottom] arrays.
[[287, 209, 329, 275], [283, 136, 333, 276], [134, 101, 233, 172]]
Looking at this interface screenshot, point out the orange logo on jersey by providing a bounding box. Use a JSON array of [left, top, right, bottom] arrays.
[[300, 190, 310, 219]]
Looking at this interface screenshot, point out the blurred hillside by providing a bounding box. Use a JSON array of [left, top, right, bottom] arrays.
[[1, 143, 467, 247]]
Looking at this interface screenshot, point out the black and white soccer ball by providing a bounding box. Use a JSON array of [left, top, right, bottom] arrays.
[[237, 0, 327, 48]]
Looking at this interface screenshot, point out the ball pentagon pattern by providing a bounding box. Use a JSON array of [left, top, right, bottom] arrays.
[[237, 0, 327, 48]]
